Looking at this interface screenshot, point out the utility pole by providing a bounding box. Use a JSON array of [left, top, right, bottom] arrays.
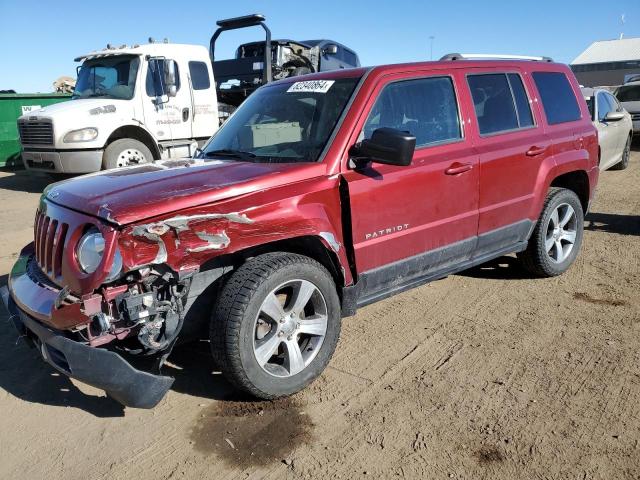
[[429, 36, 435, 60], [620, 14, 625, 40]]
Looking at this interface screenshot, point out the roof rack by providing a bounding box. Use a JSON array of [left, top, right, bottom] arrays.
[[440, 53, 553, 62]]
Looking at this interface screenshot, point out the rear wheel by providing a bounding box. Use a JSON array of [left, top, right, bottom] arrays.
[[518, 187, 584, 277], [210, 252, 341, 399], [102, 138, 153, 170], [611, 135, 631, 170]]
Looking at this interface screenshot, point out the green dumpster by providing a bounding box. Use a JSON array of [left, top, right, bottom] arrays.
[[0, 93, 71, 168]]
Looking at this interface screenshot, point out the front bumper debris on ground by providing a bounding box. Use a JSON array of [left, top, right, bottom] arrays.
[[0, 285, 173, 408]]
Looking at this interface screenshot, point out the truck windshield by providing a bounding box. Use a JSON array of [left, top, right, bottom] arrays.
[[73, 56, 140, 100], [202, 77, 360, 163]]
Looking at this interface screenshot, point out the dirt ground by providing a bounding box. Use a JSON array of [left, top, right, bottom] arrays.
[[0, 147, 639, 480]]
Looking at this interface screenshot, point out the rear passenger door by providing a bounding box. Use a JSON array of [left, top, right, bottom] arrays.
[[466, 71, 548, 254], [343, 72, 479, 294]]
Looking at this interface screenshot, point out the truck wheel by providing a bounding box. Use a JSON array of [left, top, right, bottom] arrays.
[[518, 187, 584, 277], [210, 252, 341, 399], [610, 135, 631, 170], [103, 138, 153, 169]]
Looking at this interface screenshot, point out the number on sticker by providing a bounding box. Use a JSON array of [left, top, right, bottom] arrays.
[[286, 80, 335, 93]]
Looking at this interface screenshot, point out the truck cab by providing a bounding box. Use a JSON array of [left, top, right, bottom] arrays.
[[18, 42, 218, 173]]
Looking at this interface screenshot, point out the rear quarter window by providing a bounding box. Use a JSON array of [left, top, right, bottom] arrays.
[[532, 72, 581, 125]]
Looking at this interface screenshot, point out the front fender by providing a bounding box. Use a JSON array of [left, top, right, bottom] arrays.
[[118, 175, 353, 286]]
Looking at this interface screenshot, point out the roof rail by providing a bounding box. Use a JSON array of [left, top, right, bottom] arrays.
[[440, 53, 553, 62]]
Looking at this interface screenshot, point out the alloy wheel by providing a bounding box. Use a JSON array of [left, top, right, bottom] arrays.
[[545, 202, 577, 263], [252, 279, 328, 378]]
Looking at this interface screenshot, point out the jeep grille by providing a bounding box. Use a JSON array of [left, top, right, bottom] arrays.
[[34, 209, 69, 279]]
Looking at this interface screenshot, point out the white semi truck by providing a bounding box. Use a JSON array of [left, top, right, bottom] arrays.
[[19, 41, 219, 173]]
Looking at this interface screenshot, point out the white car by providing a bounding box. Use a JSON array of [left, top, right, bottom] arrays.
[[582, 87, 633, 171]]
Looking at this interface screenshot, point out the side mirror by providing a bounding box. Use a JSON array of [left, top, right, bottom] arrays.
[[164, 60, 177, 97], [604, 111, 625, 122], [351, 128, 416, 167], [322, 44, 338, 56]]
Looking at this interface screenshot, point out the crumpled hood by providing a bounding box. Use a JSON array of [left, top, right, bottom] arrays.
[[43, 158, 324, 225]]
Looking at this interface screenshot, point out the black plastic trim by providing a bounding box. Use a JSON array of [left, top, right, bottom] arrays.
[[341, 219, 533, 316], [0, 287, 173, 408]]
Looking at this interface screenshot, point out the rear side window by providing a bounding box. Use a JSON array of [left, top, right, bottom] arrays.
[[363, 76, 461, 147], [189, 61, 210, 90], [468, 73, 534, 135], [532, 72, 581, 125], [342, 49, 358, 66]]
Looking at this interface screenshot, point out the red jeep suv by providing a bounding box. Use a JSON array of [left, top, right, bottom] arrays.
[[1, 55, 598, 408]]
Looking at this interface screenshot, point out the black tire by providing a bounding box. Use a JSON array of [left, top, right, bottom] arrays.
[[610, 135, 631, 170], [102, 138, 154, 170], [518, 187, 584, 277], [210, 252, 341, 399], [288, 66, 312, 78]]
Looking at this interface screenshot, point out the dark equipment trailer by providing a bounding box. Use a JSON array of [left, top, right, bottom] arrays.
[[210, 14, 359, 109]]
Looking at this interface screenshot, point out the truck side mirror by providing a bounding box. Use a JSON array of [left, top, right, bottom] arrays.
[[164, 60, 177, 97], [322, 44, 338, 56], [350, 128, 416, 167]]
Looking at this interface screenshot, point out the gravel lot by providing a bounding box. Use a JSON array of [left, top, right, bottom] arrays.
[[0, 147, 639, 480]]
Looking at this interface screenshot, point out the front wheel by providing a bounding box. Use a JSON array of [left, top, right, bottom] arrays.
[[210, 252, 341, 399], [518, 187, 584, 277], [102, 138, 153, 169]]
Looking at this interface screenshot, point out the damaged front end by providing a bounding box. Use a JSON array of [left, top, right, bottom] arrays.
[[2, 202, 250, 408], [2, 247, 184, 408]]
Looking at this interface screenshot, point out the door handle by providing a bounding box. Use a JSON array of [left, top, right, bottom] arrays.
[[444, 162, 473, 175], [526, 146, 547, 157], [182, 108, 190, 122]]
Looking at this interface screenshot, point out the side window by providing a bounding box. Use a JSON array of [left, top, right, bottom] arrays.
[[145, 59, 181, 97], [607, 92, 623, 112], [363, 77, 462, 147], [597, 92, 613, 122], [507, 74, 534, 128], [467, 74, 519, 135], [532, 72, 581, 125], [188, 61, 210, 90], [343, 49, 358, 66]]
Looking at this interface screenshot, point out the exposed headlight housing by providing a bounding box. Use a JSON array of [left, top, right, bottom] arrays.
[[76, 229, 123, 282], [63, 127, 98, 143]]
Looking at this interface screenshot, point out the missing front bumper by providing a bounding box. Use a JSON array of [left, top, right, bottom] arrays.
[[1, 286, 173, 408]]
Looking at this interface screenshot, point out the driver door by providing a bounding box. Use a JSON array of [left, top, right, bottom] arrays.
[[341, 72, 479, 298], [142, 58, 182, 144]]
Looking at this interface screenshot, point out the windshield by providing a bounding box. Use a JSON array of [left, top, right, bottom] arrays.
[[616, 85, 640, 103], [73, 55, 140, 100], [201, 77, 360, 163]]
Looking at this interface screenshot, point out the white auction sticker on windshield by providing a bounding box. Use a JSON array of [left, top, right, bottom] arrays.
[[287, 80, 335, 93]]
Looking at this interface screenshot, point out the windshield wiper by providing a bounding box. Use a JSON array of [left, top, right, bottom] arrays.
[[204, 149, 257, 161]]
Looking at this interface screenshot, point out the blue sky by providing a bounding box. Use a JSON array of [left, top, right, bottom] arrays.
[[1, 0, 639, 93]]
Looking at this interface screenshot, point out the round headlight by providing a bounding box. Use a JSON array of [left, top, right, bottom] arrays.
[[76, 230, 123, 281]]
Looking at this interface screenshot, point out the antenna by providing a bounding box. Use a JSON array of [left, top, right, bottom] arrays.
[[620, 14, 625, 40]]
